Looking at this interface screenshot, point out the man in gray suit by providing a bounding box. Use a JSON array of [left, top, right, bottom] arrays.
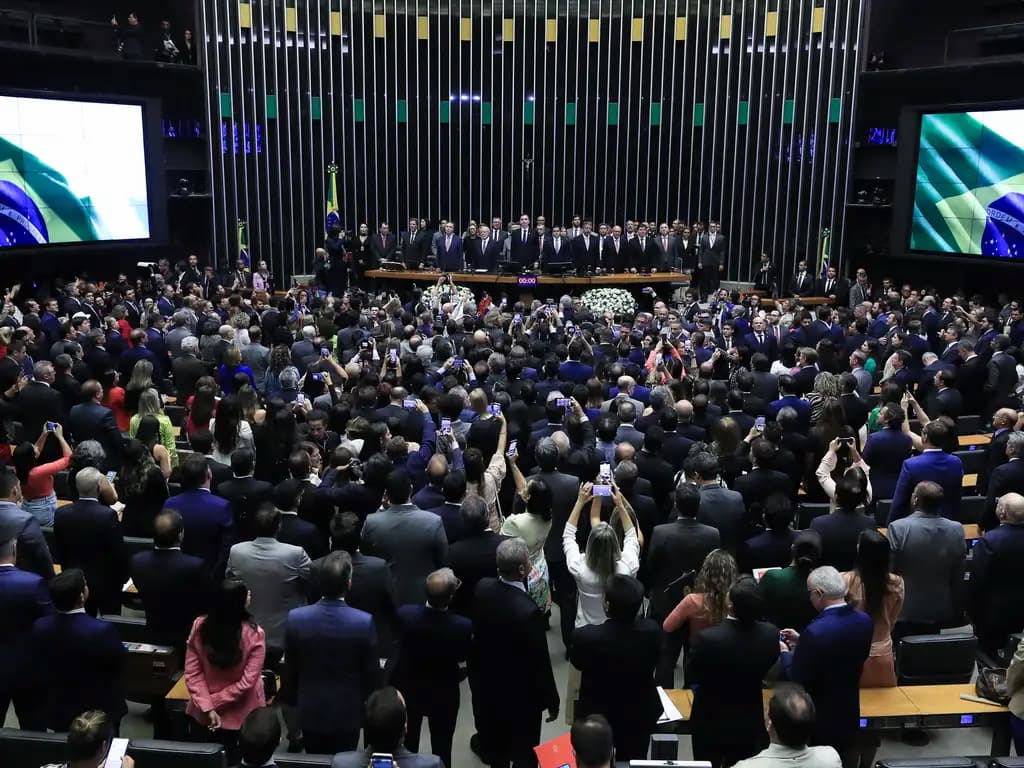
[[849, 350, 873, 400], [226, 504, 312, 658], [693, 452, 747, 555], [888, 480, 966, 639], [240, 326, 271, 393], [601, 376, 645, 415], [361, 470, 448, 606]]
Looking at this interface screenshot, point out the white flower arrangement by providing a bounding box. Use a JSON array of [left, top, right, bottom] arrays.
[[580, 287, 638, 317], [423, 283, 475, 309]]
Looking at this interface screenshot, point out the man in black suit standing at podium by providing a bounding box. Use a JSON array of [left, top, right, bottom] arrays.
[[471, 225, 502, 272], [401, 219, 430, 270], [510, 214, 539, 270], [698, 220, 727, 298], [370, 222, 398, 265], [573, 221, 600, 275]]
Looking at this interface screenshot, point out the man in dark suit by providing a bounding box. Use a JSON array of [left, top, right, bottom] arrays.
[[734, 440, 796, 515], [925, 368, 964, 420], [15, 361, 64, 456], [275, 480, 327, 561], [369, 222, 398, 265], [117, 329, 160, 380], [979, 409, 1018, 496], [985, 334, 1018, 422], [130, 510, 210, 651], [646, 485, 721, 686], [888, 421, 964, 524], [541, 227, 572, 269], [310, 511, 398, 660], [424, 472, 468, 544], [769, 376, 811, 432], [285, 551, 381, 754], [435, 221, 464, 272], [68, 380, 123, 471], [838, 374, 870, 434], [509, 214, 540, 269], [788, 260, 816, 297], [651, 224, 677, 272], [391, 568, 472, 768], [572, 222, 601, 274], [448, 496, 506, 620], [969, 492, 1024, 659], [171, 336, 213, 402], [330, 687, 444, 768], [698, 220, 727, 298], [162, 454, 234, 578], [633, 427, 676, 512], [861, 404, 915, 503], [54, 468, 128, 616], [792, 349, 820, 396], [471, 224, 503, 271], [982, 432, 1024, 531], [780, 565, 873, 761], [742, 317, 780, 362], [677, 225, 698, 272], [31, 568, 127, 732], [469, 538, 558, 768], [603, 226, 627, 273], [400, 219, 431, 269], [571, 575, 660, 761], [214, 449, 274, 540], [818, 266, 849, 306], [686, 577, 781, 767], [0, 537, 53, 730]]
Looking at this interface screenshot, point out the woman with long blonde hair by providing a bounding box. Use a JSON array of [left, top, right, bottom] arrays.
[[129, 388, 179, 467], [662, 549, 738, 642]]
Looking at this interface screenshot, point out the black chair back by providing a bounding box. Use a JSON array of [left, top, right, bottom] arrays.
[[275, 756, 335, 768], [100, 613, 150, 644], [125, 536, 156, 558], [878, 759, 984, 768], [874, 498, 892, 527], [958, 496, 985, 524], [797, 502, 830, 529], [956, 415, 982, 436], [896, 633, 978, 685], [127, 739, 226, 768], [0, 727, 67, 768], [954, 449, 986, 475]]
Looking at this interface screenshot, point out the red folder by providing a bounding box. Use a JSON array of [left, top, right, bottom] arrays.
[[534, 731, 576, 768]]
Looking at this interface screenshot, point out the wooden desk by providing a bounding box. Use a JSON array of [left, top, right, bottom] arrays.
[[960, 434, 992, 447], [52, 563, 61, 574], [172, 426, 181, 438], [858, 687, 918, 718], [901, 683, 1004, 716], [963, 473, 977, 489], [366, 269, 688, 287], [56, 498, 72, 507], [166, 674, 189, 702]]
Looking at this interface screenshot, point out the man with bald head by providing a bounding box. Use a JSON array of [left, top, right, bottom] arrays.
[[412, 454, 450, 511], [979, 408, 1020, 495], [674, 398, 707, 442], [982, 431, 1024, 531], [969, 492, 1024, 658], [391, 568, 472, 768], [602, 376, 644, 413]]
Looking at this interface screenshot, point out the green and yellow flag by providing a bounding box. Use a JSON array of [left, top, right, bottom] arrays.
[[325, 163, 340, 234], [238, 219, 250, 268], [0, 134, 98, 246]]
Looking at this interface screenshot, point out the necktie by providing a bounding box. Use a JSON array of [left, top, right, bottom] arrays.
[[663, 237, 668, 250], [522, 231, 526, 243], [615, 239, 620, 253], [555, 239, 560, 253], [446, 235, 451, 249], [758, 334, 764, 345], [640, 238, 645, 250], [482, 238, 488, 252], [799, 272, 805, 285]]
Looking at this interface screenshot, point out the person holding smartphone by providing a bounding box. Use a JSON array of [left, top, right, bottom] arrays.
[[13, 422, 73, 526]]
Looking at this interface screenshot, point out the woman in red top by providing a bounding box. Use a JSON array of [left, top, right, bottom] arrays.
[[663, 548, 738, 651], [100, 369, 131, 433], [14, 422, 73, 527], [185, 579, 266, 763], [186, 378, 219, 436]]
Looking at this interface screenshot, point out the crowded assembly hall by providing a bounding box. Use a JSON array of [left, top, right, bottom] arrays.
[[5, 1, 1024, 768]]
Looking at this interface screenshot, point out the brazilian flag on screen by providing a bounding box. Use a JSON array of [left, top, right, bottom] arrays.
[[0, 134, 98, 247], [911, 111, 1024, 258]]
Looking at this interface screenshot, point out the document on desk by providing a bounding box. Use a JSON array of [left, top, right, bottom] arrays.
[[104, 737, 129, 768], [657, 686, 683, 723]]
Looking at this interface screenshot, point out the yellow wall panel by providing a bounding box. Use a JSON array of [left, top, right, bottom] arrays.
[[812, 6, 825, 33], [631, 18, 644, 42], [238, 2, 251, 29], [546, 19, 558, 42], [374, 14, 386, 38], [588, 18, 601, 42], [330, 11, 341, 35], [460, 18, 473, 41], [502, 18, 515, 42], [720, 15, 732, 38], [285, 7, 297, 33], [675, 17, 687, 41], [765, 11, 778, 37], [416, 16, 429, 40]]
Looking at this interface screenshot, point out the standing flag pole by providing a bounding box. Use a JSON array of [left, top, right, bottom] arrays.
[[326, 163, 340, 234], [237, 219, 250, 269], [818, 227, 831, 282]]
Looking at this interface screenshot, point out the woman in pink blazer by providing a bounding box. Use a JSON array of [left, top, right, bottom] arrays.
[[185, 579, 266, 762]]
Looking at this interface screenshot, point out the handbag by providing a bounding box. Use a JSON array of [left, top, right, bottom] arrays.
[[976, 666, 1010, 705]]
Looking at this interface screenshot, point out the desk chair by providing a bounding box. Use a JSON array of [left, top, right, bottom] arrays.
[[878, 759, 985, 768], [0, 727, 67, 767], [896, 634, 978, 685], [957, 415, 982, 436], [165, 405, 186, 428], [101, 613, 150, 644], [958, 496, 986, 524], [41, 525, 55, 553], [53, 469, 71, 499], [127, 739, 226, 768], [954, 450, 986, 476], [797, 502, 830, 529], [125, 536, 156, 559], [874, 499, 892, 527], [275, 756, 334, 768]]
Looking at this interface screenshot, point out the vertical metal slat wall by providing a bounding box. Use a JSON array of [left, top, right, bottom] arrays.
[[201, 0, 863, 284]]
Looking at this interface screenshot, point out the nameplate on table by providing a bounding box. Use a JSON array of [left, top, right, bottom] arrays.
[[518, 275, 538, 287]]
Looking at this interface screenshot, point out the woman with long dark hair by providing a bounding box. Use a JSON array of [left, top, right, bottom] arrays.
[[843, 529, 904, 687], [117, 439, 170, 537], [133, 414, 172, 475], [759, 530, 823, 633], [210, 395, 255, 465], [186, 379, 219, 437], [184, 579, 266, 763]]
